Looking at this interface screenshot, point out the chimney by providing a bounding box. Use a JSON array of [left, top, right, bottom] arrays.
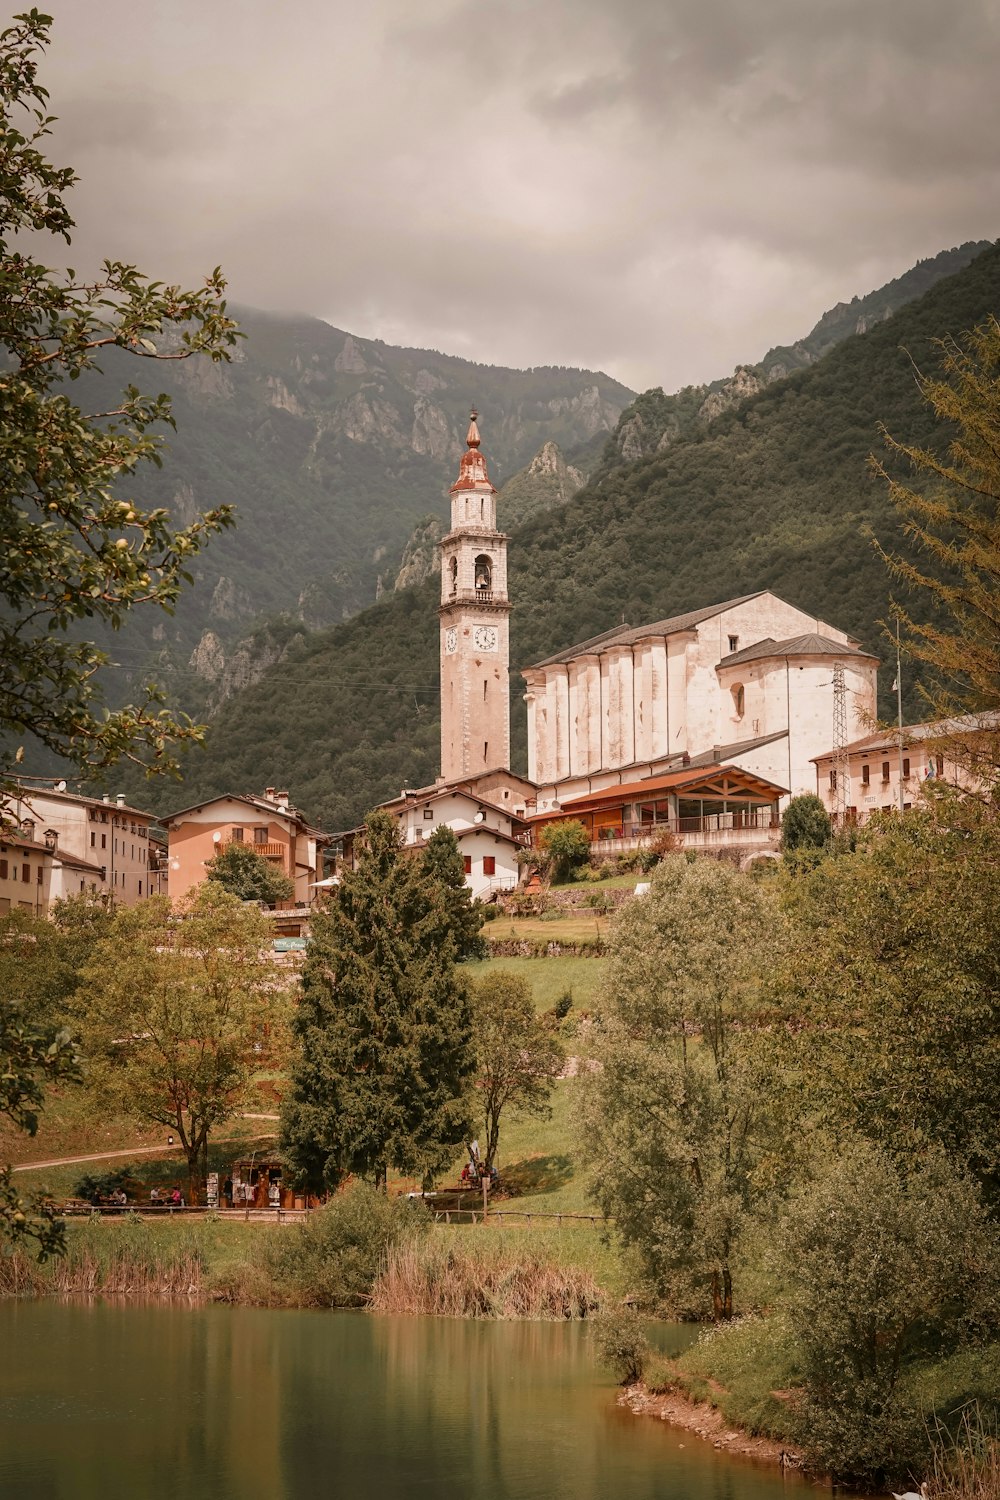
[[44, 828, 58, 850], [116, 793, 126, 807], [276, 790, 290, 809], [102, 794, 110, 803], [265, 786, 276, 801]]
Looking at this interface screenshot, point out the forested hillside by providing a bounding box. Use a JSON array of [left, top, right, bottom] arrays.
[[117, 243, 1000, 830], [68, 312, 632, 705]]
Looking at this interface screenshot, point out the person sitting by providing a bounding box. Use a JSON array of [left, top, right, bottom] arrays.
[[149, 1187, 161, 1205], [170, 1186, 183, 1208]]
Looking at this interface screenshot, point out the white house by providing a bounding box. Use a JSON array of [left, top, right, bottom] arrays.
[[337, 777, 530, 900], [6, 781, 155, 907]]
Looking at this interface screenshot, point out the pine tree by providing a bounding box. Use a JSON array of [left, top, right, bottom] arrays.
[[281, 810, 475, 1193], [420, 824, 486, 961]]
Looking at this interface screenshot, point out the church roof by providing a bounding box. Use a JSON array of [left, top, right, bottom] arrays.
[[524, 593, 767, 670], [450, 408, 496, 494], [717, 632, 878, 668]]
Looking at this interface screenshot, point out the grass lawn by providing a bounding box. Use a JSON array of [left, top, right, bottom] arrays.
[[466, 955, 607, 1013], [551, 871, 646, 891], [486, 912, 612, 944]]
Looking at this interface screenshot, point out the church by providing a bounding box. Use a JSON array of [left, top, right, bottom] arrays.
[[343, 413, 879, 887]]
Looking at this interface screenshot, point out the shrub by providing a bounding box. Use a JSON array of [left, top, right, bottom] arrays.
[[537, 820, 591, 881], [593, 1305, 650, 1384], [264, 1181, 430, 1307], [780, 794, 831, 853], [553, 991, 574, 1021]]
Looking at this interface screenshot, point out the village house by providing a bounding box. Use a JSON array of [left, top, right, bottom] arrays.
[[812, 713, 995, 826], [0, 828, 54, 917], [162, 787, 326, 913], [5, 780, 155, 908], [335, 774, 532, 900]]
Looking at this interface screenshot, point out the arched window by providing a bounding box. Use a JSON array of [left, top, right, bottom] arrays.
[[731, 683, 745, 719], [474, 554, 492, 591], [449, 556, 458, 595]]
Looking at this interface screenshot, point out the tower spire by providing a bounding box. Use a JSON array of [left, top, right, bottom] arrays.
[[438, 409, 511, 779]]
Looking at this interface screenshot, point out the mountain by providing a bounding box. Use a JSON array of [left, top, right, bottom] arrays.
[[595, 241, 993, 476], [70, 312, 633, 702], [116, 242, 1000, 832]]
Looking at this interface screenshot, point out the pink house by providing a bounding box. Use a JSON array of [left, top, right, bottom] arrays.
[[162, 787, 327, 909]]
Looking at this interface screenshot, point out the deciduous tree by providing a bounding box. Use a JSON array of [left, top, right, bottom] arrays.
[[779, 801, 1000, 1200], [204, 840, 294, 906], [470, 972, 563, 1170], [0, 11, 239, 785], [781, 1143, 999, 1488], [79, 885, 286, 1201], [583, 856, 793, 1319], [281, 809, 475, 1194], [0, 989, 78, 1258]]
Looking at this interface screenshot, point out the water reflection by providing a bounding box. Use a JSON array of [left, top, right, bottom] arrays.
[[0, 1302, 814, 1500]]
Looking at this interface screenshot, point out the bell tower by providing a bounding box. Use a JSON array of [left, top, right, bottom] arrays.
[[439, 411, 511, 779]]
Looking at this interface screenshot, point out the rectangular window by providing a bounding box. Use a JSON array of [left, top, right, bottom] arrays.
[[37, 866, 43, 885], [254, 827, 268, 845], [829, 769, 837, 790], [483, 856, 496, 876], [882, 760, 890, 781], [90, 831, 96, 847], [728, 635, 739, 653], [21, 864, 30, 883], [89, 809, 97, 821], [935, 755, 944, 777], [231, 827, 244, 842], [101, 834, 106, 849], [0, 859, 7, 879], [0, 898, 8, 914], [902, 758, 910, 778], [463, 856, 472, 875], [423, 807, 434, 820], [861, 764, 870, 785], [138, 880, 142, 896]]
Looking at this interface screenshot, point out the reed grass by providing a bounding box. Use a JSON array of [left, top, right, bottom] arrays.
[[371, 1240, 601, 1319], [926, 1407, 1000, 1500], [0, 1217, 206, 1297]]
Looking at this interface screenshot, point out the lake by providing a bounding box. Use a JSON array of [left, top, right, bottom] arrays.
[[0, 1302, 814, 1499]]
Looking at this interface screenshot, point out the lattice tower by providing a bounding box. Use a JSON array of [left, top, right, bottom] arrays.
[[832, 662, 849, 826]]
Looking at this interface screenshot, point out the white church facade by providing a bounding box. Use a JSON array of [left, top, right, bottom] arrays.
[[522, 594, 879, 818]]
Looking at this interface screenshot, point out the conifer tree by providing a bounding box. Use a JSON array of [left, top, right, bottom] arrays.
[[281, 810, 475, 1193], [421, 824, 486, 961]]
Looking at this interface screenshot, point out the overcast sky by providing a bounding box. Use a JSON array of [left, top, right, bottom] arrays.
[[38, 0, 1000, 392]]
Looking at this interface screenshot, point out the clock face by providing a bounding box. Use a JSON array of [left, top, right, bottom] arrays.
[[473, 625, 498, 653], [444, 627, 458, 655]]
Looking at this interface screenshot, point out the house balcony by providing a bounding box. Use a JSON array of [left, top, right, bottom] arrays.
[[225, 838, 287, 861], [589, 811, 781, 856]]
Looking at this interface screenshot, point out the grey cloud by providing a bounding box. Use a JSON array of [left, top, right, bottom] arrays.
[[31, 0, 1000, 392]]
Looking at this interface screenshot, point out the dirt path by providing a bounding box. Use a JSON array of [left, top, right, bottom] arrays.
[[618, 1383, 805, 1472]]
